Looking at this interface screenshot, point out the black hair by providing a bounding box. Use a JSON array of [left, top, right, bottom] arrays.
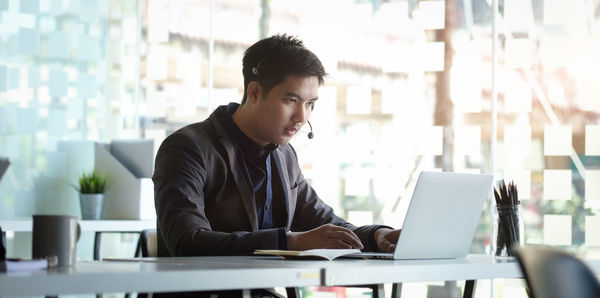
[[241, 34, 327, 104]]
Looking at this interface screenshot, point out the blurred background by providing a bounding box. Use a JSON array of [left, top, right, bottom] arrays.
[[0, 0, 599, 297]]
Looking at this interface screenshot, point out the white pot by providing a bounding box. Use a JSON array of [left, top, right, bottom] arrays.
[[79, 193, 104, 220]]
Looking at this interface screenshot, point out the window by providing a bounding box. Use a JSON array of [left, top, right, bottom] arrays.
[[1, 0, 599, 286]]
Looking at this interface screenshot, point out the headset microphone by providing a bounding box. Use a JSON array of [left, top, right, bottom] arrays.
[[307, 121, 314, 139]]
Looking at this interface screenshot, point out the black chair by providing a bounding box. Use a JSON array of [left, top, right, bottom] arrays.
[[514, 245, 600, 298], [1, 225, 6, 260], [137, 229, 157, 258]]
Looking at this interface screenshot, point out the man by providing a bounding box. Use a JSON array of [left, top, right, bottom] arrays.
[[153, 34, 400, 259]]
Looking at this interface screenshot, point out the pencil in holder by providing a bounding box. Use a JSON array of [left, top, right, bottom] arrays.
[[493, 180, 521, 257], [494, 204, 521, 256]]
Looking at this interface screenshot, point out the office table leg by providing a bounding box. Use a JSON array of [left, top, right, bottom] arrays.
[[391, 283, 402, 298], [286, 287, 300, 298], [370, 284, 385, 298], [134, 231, 142, 257], [463, 280, 476, 298], [93, 232, 102, 298], [94, 232, 102, 260]]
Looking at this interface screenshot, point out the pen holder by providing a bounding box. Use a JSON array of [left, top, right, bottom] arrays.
[[494, 204, 521, 257]]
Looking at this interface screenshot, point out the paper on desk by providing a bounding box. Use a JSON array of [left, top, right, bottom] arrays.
[[254, 249, 361, 261]]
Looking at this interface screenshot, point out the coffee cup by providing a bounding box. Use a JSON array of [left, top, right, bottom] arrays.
[[32, 214, 81, 267]]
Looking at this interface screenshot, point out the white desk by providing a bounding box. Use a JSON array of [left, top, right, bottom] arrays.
[[0, 256, 321, 296], [2, 254, 599, 297], [321, 255, 600, 298], [323, 254, 523, 285]]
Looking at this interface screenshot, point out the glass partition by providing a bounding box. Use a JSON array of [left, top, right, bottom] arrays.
[[1, 0, 599, 296]]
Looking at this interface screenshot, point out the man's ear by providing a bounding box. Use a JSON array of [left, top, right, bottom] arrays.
[[247, 81, 263, 103]]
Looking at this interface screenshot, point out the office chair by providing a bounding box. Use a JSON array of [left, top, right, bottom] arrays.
[[1, 226, 6, 260], [138, 229, 157, 258], [514, 245, 600, 298]]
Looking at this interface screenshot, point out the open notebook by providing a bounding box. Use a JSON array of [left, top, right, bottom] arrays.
[[254, 249, 360, 260]]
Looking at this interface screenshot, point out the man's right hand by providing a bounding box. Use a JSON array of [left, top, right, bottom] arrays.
[[286, 224, 364, 250]]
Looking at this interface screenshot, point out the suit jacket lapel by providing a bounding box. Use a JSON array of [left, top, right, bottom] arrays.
[[210, 115, 258, 231], [272, 149, 294, 229]]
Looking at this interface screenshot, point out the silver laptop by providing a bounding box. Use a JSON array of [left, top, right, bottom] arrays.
[[347, 171, 493, 260]]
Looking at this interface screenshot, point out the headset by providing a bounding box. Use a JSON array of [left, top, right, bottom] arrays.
[[307, 121, 314, 139], [251, 62, 263, 76]]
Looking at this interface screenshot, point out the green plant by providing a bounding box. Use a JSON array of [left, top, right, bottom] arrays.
[[77, 170, 107, 194]]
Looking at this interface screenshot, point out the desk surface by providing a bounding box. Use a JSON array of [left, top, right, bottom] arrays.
[[2, 254, 599, 296], [0, 256, 321, 296], [322, 255, 600, 286], [0, 219, 155, 232], [324, 254, 524, 286]]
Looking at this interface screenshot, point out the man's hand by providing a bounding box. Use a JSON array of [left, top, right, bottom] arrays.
[[287, 224, 364, 250], [374, 228, 401, 252]]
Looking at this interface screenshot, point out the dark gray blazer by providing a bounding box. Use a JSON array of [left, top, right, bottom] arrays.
[[153, 110, 380, 256]]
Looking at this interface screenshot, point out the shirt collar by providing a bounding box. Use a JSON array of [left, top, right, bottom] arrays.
[[215, 103, 278, 161]]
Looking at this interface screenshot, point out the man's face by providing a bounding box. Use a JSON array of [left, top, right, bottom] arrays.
[[248, 74, 319, 146]]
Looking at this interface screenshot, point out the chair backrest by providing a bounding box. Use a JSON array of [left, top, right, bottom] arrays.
[[514, 245, 600, 298], [0, 226, 6, 260], [140, 229, 157, 258]]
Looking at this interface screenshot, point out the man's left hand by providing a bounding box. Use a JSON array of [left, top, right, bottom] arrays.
[[374, 228, 401, 252]]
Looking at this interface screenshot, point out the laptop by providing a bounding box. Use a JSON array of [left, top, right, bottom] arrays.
[[347, 171, 493, 260], [0, 157, 9, 182]]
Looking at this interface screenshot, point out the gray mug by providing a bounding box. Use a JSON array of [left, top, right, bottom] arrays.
[[32, 214, 81, 267]]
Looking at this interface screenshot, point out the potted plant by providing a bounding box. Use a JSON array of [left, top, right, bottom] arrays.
[[76, 170, 107, 220]]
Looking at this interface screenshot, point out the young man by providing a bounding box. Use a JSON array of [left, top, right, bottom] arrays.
[[153, 34, 400, 258]]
